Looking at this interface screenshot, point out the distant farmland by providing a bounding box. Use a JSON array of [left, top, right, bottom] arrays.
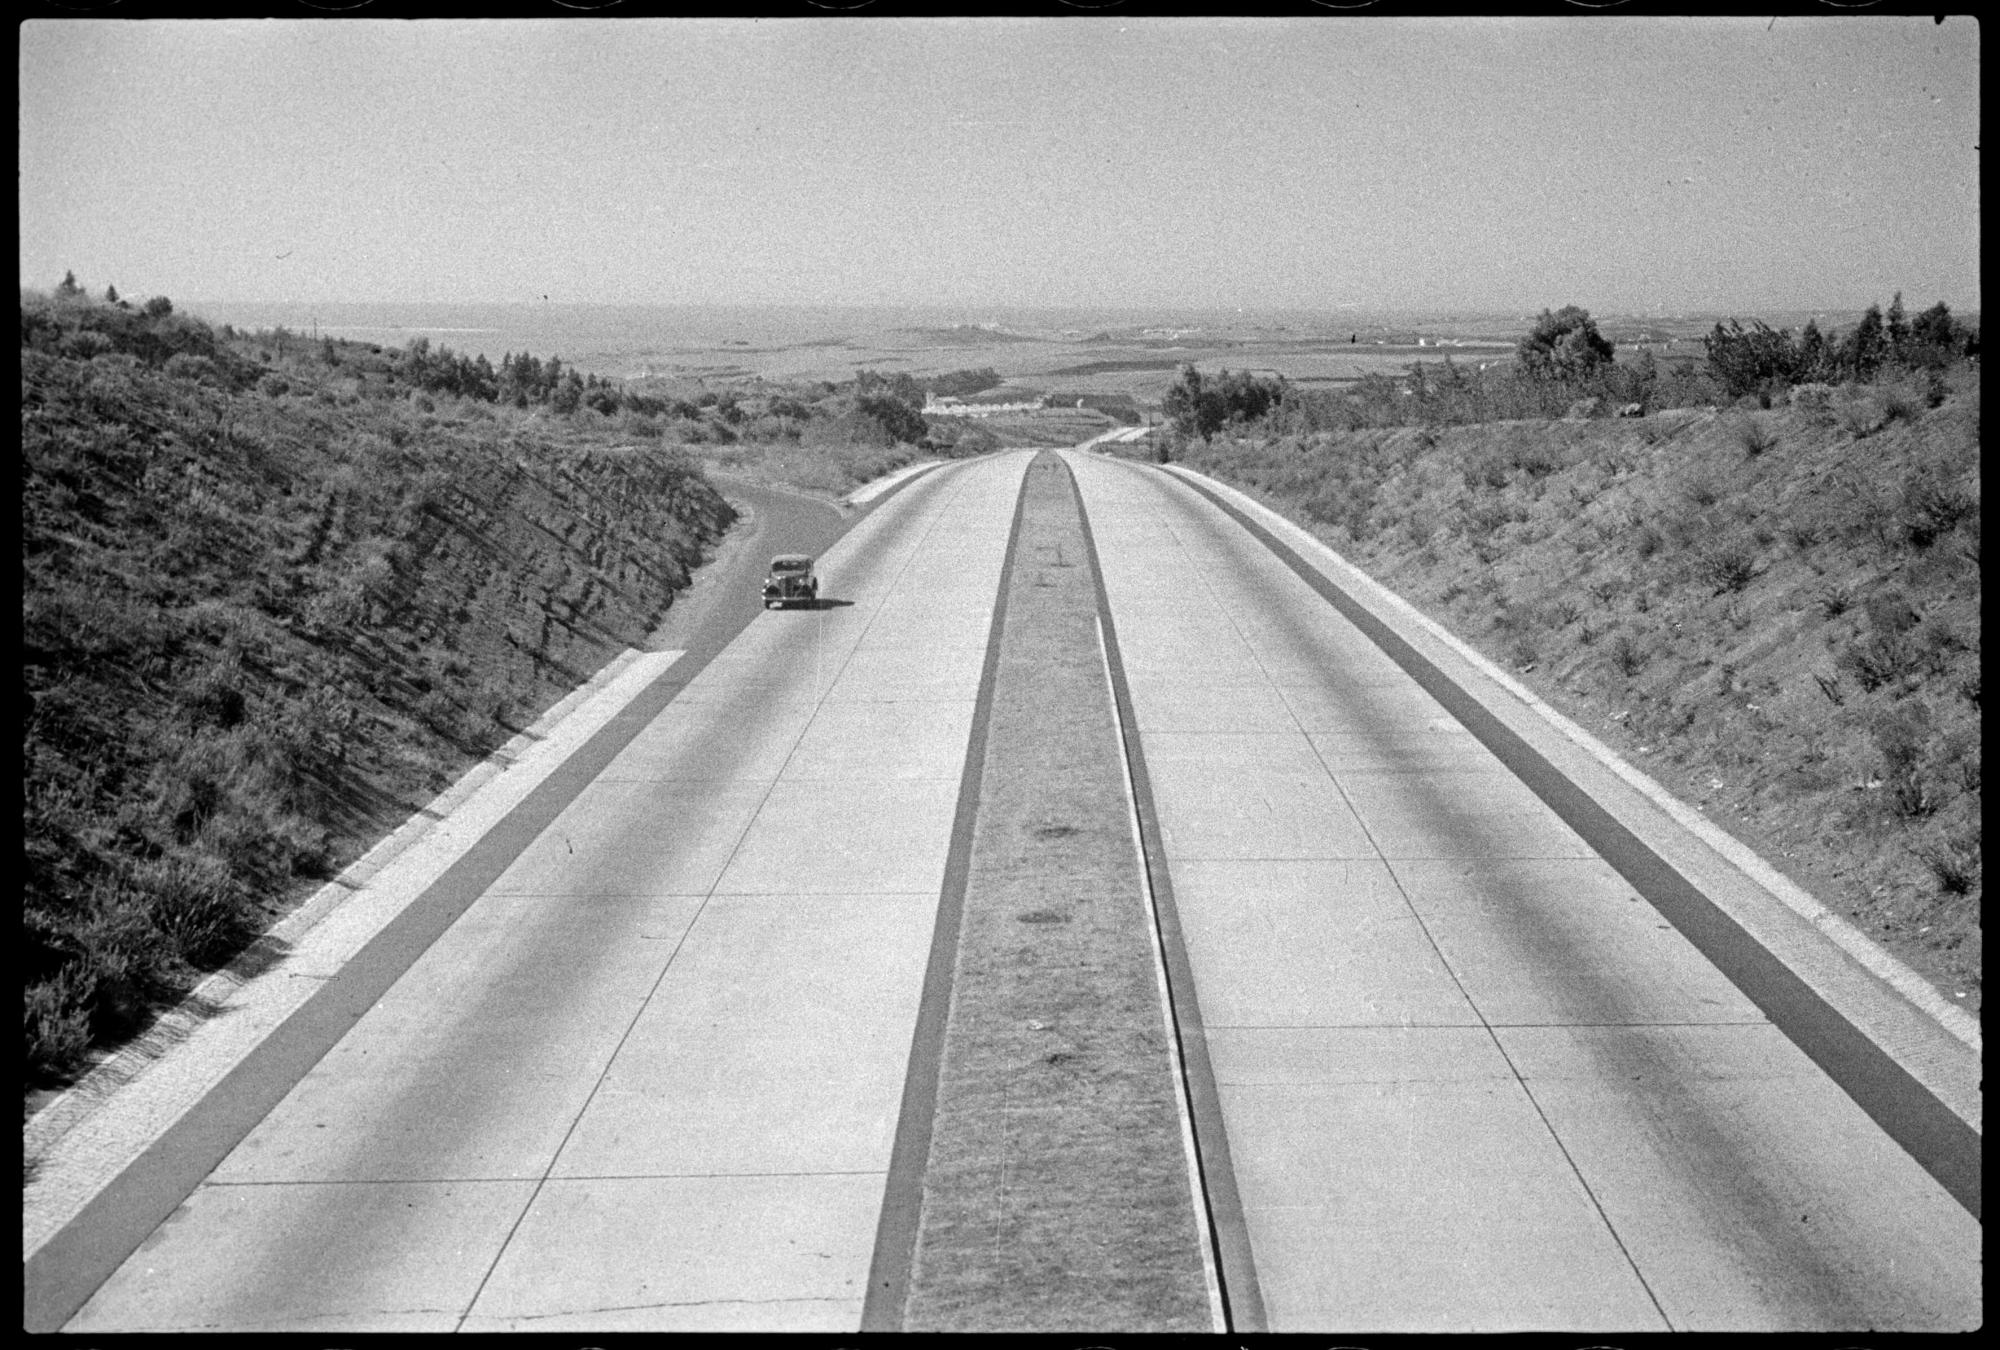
[[1042, 359, 1187, 376]]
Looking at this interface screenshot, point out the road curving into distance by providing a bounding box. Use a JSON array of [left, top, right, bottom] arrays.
[[28, 447, 1980, 1333]]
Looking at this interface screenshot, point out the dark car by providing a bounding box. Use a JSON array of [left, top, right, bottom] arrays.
[[761, 554, 819, 609]]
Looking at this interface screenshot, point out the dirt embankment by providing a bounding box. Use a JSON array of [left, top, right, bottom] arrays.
[[1177, 380, 1981, 1015]]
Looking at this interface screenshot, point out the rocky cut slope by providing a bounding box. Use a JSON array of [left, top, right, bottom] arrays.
[[23, 293, 735, 1090]]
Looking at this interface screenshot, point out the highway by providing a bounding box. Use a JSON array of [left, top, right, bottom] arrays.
[[27, 448, 1981, 1333]]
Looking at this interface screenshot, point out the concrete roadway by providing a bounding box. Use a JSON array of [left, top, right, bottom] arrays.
[[66, 451, 1035, 1333], [1063, 449, 1981, 1333], [52, 445, 1979, 1333]]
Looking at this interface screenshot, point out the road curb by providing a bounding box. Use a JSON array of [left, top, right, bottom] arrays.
[[841, 459, 945, 507], [1158, 462, 1980, 1217]]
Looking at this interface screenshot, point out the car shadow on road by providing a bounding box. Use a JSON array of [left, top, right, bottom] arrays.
[[771, 598, 856, 611]]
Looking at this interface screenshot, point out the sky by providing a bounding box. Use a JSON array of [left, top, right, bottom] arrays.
[[17, 14, 1981, 317]]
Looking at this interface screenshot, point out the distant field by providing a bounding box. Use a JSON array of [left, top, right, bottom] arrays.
[[188, 300, 1877, 404]]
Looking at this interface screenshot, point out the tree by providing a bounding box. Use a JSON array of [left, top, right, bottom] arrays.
[[1886, 292, 1909, 362], [1704, 320, 1803, 400], [144, 295, 173, 318], [552, 368, 585, 415], [856, 393, 926, 445], [1842, 304, 1887, 381], [104, 284, 120, 304], [855, 368, 923, 407], [57, 270, 82, 297], [1515, 306, 1615, 381], [1163, 364, 1230, 440], [1164, 363, 1281, 438], [1797, 319, 1830, 383], [1632, 347, 1659, 398], [1908, 302, 1961, 367]]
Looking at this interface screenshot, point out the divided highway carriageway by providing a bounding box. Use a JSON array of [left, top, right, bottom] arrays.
[[25, 448, 1980, 1334]]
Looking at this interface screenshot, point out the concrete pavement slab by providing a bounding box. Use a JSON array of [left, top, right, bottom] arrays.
[[1206, 1025, 1664, 1332], [598, 700, 819, 782], [553, 892, 935, 1177], [1307, 726, 1491, 772], [1124, 679, 1300, 733], [778, 698, 977, 782], [207, 886, 702, 1181], [69, 1178, 537, 1333], [1392, 858, 1762, 1026], [461, 1173, 880, 1331], [823, 644, 987, 702], [1140, 732, 1377, 859], [1112, 634, 1262, 675], [1246, 636, 1416, 686], [553, 1028, 909, 1178], [712, 779, 961, 893], [486, 781, 771, 894], [670, 650, 815, 692], [1336, 766, 1598, 859], [1274, 677, 1460, 734], [860, 605, 996, 649], [1498, 1023, 1982, 1330], [630, 893, 936, 1035], [1170, 859, 1477, 1027]]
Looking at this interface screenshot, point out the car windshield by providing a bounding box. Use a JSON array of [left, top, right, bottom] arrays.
[[771, 559, 809, 573]]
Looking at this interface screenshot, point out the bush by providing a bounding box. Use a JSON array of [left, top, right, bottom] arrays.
[[1898, 472, 1976, 550], [1881, 387, 1923, 426], [1731, 417, 1777, 457], [1870, 704, 1938, 819], [1608, 631, 1645, 678], [1695, 542, 1758, 594], [1839, 400, 1884, 439], [1915, 833, 1980, 896], [133, 850, 251, 967], [1839, 630, 1918, 692], [1815, 583, 1854, 618], [25, 966, 97, 1086]]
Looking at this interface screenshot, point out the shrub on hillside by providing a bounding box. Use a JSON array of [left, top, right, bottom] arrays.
[[1694, 540, 1759, 594], [1516, 306, 1615, 382], [1898, 471, 1977, 551]]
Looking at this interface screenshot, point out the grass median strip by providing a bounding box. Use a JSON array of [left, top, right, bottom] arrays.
[[893, 451, 1214, 1332]]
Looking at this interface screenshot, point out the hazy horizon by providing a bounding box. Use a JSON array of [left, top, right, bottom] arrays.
[[20, 16, 1981, 317]]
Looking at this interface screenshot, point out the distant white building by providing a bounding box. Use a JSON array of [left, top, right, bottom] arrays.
[[923, 393, 1048, 417]]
